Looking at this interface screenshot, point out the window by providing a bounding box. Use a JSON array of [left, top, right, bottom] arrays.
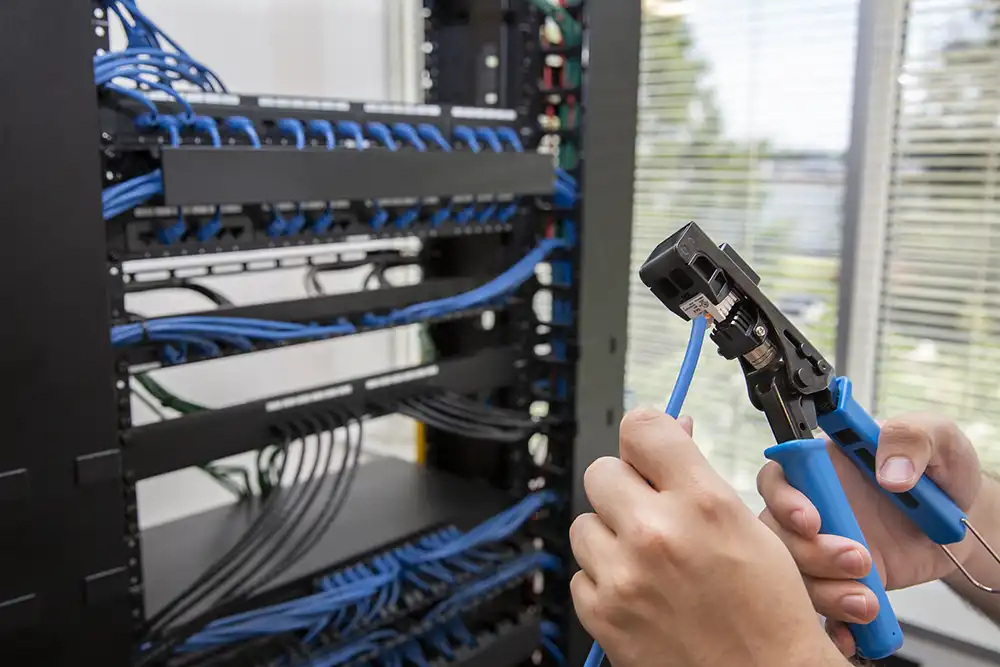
[[627, 0, 860, 491], [875, 0, 1000, 471]]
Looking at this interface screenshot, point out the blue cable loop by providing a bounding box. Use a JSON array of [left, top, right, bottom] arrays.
[[452, 125, 481, 223], [306, 119, 336, 149], [336, 121, 388, 229], [472, 127, 504, 223], [363, 122, 396, 230], [416, 124, 454, 225], [391, 123, 425, 228], [274, 118, 308, 235], [183, 115, 225, 241], [584, 315, 708, 667], [225, 116, 261, 147], [133, 114, 186, 243], [305, 120, 337, 233]]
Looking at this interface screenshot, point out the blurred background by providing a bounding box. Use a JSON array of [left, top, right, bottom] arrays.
[[627, 0, 1000, 492]]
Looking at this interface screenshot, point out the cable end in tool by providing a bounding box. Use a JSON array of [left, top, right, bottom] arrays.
[[941, 518, 1000, 593]]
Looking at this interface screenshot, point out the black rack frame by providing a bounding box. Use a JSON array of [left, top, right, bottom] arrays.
[[0, 1, 641, 665]]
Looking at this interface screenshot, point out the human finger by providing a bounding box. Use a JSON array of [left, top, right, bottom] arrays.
[[825, 618, 856, 657], [756, 461, 821, 538], [570, 513, 618, 582], [759, 510, 872, 579], [583, 456, 656, 533], [570, 569, 603, 637], [876, 413, 978, 503], [618, 407, 710, 491], [803, 577, 880, 624], [678, 415, 693, 437]]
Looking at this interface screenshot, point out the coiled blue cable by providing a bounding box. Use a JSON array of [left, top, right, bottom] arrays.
[[583, 315, 708, 667]]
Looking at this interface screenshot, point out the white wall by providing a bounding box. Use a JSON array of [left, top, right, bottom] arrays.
[[119, 0, 423, 528]]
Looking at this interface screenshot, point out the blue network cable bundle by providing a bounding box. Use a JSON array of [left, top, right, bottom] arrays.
[[1, 1, 642, 666]]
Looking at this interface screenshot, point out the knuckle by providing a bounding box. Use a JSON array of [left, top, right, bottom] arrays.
[[605, 567, 642, 603], [628, 518, 673, 555], [880, 418, 932, 452], [690, 484, 739, 523]]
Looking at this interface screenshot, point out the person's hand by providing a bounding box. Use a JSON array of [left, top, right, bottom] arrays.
[[757, 413, 986, 655], [569, 409, 847, 667]]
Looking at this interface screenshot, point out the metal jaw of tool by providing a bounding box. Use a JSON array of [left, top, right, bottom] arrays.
[[640, 221, 1000, 659]]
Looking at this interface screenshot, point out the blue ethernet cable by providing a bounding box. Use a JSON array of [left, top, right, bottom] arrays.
[[177, 493, 557, 652], [541, 621, 568, 666], [101, 1, 227, 91], [338, 121, 389, 230], [415, 123, 454, 225], [225, 116, 261, 148], [274, 118, 308, 235], [472, 127, 503, 223], [102, 171, 164, 220], [184, 116, 225, 241], [583, 315, 708, 667], [367, 121, 418, 229], [110, 316, 357, 364], [306, 120, 338, 233], [132, 114, 186, 243], [366, 238, 566, 327], [391, 123, 426, 228], [452, 125, 482, 223]]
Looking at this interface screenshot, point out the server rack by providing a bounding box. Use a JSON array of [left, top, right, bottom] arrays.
[[0, 1, 640, 665]]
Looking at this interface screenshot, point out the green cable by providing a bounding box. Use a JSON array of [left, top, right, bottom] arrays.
[[527, 0, 582, 48], [134, 373, 252, 499]]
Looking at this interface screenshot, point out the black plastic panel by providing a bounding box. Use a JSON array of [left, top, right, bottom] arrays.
[[160, 148, 555, 206], [124, 348, 521, 479]]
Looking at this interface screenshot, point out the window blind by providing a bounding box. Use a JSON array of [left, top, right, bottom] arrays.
[[627, 0, 860, 491], [876, 0, 1000, 470]]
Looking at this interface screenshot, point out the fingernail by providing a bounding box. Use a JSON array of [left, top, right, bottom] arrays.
[[841, 594, 869, 622], [790, 510, 811, 536], [835, 548, 866, 577], [880, 456, 915, 484]]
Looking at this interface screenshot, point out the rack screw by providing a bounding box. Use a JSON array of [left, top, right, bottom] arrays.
[[754, 325, 767, 337]]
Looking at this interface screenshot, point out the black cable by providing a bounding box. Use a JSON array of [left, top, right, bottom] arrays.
[[229, 413, 335, 597], [399, 397, 530, 443], [273, 407, 364, 574], [306, 250, 416, 295], [144, 422, 299, 638], [429, 392, 536, 428], [125, 277, 234, 307]]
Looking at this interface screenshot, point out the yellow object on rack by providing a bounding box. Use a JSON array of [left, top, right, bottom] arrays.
[[415, 421, 427, 465]]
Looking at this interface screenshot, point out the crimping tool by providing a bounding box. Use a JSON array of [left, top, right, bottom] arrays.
[[637, 221, 1000, 660]]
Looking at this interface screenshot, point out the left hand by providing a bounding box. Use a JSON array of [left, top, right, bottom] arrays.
[[570, 409, 847, 667]]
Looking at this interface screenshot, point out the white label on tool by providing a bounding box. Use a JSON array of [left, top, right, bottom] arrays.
[[680, 294, 713, 318]]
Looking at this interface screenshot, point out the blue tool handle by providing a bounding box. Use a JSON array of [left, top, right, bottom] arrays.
[[765, 438, 903, 660], [817, 377, 967, 545]]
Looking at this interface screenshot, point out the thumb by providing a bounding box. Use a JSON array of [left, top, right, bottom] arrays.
[[678, 415, 694, 437], [876, 415, 936, 493]]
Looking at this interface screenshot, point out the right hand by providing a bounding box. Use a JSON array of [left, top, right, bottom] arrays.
[[756, 413, 985, 655]]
